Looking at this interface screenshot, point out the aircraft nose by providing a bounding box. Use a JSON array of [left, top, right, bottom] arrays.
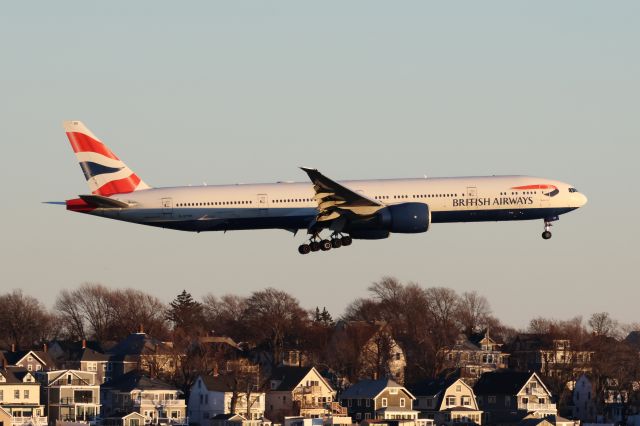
[[576, 193, 588, 207]]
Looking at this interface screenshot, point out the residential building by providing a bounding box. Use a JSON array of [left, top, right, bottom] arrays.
[[106, 331, 181, 381], [441, 331, 509, 386], [209, 413, 270, 426], [266, 366, 342, 422], [0, 348, 56, 373], [473, 371, 556, 425], [570, 375, 595, 423], [411, 377, 482, 425], [283, 415, 354, 426], [102, 412, 146, 426], [0, 368, 47, 426], [38, 369, 100, 426], [47, 341, 109, 384], [101, 371, 187, 426], [339, 378, 418, 423], [508, 335, 592, 377], [331, 322, 406, 385], [188, 374, 265, 425]]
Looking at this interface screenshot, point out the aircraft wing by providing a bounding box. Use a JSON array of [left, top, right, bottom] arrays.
[[300, 167, 384, 226]]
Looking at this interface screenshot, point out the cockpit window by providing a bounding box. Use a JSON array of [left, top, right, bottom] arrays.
[[568, 188, 579, 193]]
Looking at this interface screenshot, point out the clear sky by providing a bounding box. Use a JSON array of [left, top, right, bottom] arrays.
[[1, 1, 638, 329]]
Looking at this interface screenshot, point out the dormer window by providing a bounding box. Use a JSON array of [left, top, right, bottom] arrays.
[[389, 388, 398, 395]]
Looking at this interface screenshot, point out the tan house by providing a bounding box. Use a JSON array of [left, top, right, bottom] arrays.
[[0, 368, 46, 426], [101, 372, 187, 426], [474, 371, 556, 425], [0, 349, 56, 374], [442, 331, 509, 386], [339, 378, 419, 423], [411, 377, 482, 425], [38, 369, 100, 425], [266, 366, 342, 422]]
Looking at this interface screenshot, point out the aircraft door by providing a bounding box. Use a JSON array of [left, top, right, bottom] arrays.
[[161, 198, 173, 215], [257, 194, 269, 215], [540, 188, 550, 207]]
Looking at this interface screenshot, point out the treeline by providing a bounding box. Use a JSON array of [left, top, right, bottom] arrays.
[[0, 278, 637, 386]]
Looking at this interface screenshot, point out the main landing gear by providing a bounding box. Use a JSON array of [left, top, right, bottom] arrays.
[[298, 233, 352, 254]]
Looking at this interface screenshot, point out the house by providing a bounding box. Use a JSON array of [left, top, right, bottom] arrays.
[[0, 406, 12, 426], [106, 330, 181, 381], [47, 341, 109, 384], [0, 348, 56, 373], [0, 368, 47, 426], [473, 371, 556, 425], [283, 415, 354, 426], [37, 369, 101, 426], [101, 371, 187, 426], [209, 413, 270, 426], [102, 412, 147, 426], [330, 322, 406, 385], [266, 366, 342, 422], [441, 331, 510, 386], [188, 374, 266, 425], [339, 378, 418, 423], [508, 335, 592, 377], [411, 377, 482, 425], [570, 375, 595, 422]]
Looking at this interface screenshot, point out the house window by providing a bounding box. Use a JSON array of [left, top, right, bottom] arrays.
[[348, 399, 352, 407], [390, 388, 398, 395], [505, 396, 510, 408], [36, 365, 42, 371], [28, 365, 32, 371], [366, 399, 370, 407], [456, 385, 461, 392], [488, 396, 496, 404], [461, 396, 470, 406], [15, 390, 20, 399], [446, 396, 455, 406], [381, 398, 388, 407], [400, 398, 405, 407], [356, 413, 361, 420], [0, 390, 3, 401], [24, 390, 29, 399], [365, 413, 371, 420]]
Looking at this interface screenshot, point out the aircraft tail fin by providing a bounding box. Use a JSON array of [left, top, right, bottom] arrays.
[[63, 121, 150, 196]]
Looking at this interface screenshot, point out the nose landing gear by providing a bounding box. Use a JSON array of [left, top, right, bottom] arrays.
[[541, 218, 557, 240]]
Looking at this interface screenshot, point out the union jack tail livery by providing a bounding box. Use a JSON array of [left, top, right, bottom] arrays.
[[64, 121, 150, 196]]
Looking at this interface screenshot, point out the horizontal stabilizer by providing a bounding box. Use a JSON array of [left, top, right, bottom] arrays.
[[79, 194, 130, 208], [42, 201, 66, 205]]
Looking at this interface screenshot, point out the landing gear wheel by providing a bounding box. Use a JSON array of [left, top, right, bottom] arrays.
[[331, 238, 342, 249], [542, 231, 552, 240], [320, 239, 332, 251], [298, 244, 311, 254], [310, 241, 320, 252], [341, 236, 353, 246]]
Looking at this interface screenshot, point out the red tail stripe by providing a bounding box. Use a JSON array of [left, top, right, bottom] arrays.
[[66, 198, 96, 213], [93, 174, 141, 196], [66, 132, 120, 161], [511, 184, 556, 190]]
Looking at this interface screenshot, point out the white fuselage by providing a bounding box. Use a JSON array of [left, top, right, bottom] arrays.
[[70, 175, 587, 235]]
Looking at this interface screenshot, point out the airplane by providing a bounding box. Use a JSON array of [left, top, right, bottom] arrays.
[[58, 121, 587, 254]]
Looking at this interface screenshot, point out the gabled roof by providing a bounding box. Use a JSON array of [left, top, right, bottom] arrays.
[[410, 377, 460, 398], [0, 367, 38, 384], [474, 370, 550, 397], [340, 378, 414, 400], [200, 374, 239, 393], [46, 369, 95, 386], [1, 350, 56, 369], [212, 413, 247, 421], [103, 371, 178, 392], [269, 366, 320, 391], [108, 333, 173, 361]]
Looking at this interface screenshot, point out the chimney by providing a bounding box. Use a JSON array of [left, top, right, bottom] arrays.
[[138, 324, 144, 334], [11, 343, 16, 352], [43, 343, 48, 353], [82, 339, 87, 349]]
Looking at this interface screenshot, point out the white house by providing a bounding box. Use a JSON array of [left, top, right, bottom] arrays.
[[189, 375, 265, 425]]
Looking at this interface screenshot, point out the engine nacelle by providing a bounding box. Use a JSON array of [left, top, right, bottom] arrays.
[[378, 202, 430, 233]]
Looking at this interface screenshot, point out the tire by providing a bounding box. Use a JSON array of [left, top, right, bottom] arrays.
[[320, 240, 332, 251], [331, 238, 342, 248], [341, 236, 353, 246], [298, 244, 311, 254], [542, 231, 552, 240], [310, 241, 320, 252]]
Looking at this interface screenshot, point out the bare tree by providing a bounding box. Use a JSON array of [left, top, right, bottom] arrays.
[[456, 291, 491, 336], [589, 312, 619, 338], [0, 290, 55, 349]]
